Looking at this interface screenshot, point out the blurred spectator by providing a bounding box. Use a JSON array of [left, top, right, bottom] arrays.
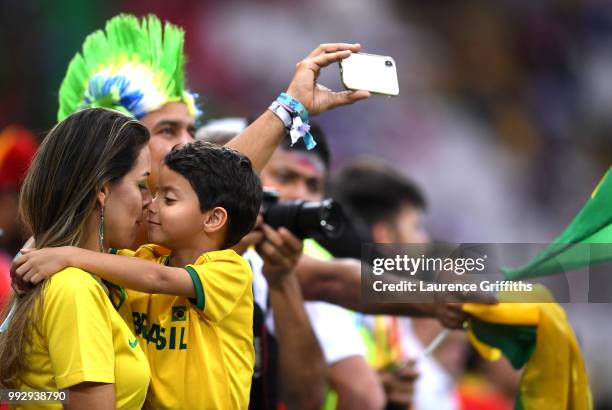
[[332, 157, 517, 410], [0, 125, 37, 309]]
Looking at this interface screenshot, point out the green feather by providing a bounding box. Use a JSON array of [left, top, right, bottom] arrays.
[[57, 14, 188, 121]]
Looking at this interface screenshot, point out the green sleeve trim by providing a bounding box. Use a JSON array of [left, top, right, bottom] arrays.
[[103, 280, 127, 311], [184, 266, 205, 311]]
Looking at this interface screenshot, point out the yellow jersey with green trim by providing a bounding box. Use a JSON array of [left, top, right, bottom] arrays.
[[114, 245, 255, 410], [15, 267, 150, 410]]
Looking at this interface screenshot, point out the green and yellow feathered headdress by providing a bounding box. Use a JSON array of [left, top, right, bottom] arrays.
[[58, 14, 200, 121]]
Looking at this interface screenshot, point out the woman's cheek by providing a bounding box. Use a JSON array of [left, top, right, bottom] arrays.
[[133, 188, 144, 216]]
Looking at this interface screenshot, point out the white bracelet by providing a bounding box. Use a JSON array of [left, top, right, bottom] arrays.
[[268, 101, 292, 130]]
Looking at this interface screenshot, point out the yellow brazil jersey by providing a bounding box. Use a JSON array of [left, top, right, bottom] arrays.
[[112, 245, 255, 410], [15, 267, 150, 410]]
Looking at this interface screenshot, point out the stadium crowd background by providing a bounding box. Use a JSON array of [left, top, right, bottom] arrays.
[[1, 0, 612, 407]]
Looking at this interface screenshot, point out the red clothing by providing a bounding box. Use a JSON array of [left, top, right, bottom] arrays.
[[0, 125, 37, 191]]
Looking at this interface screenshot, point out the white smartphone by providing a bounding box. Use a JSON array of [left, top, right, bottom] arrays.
[[339, 52, 399, 96]]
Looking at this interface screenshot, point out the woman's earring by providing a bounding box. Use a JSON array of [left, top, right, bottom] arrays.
[[98, 206, 105, 253]]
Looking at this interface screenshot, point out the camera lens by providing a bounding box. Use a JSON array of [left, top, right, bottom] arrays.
[[385, 60, 393, 67], [262, 193, 346, 239]]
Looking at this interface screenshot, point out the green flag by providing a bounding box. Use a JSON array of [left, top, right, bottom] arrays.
[[502, 167, 612, 280]]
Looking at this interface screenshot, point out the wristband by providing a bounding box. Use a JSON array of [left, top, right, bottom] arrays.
[[268, 101, 292, 129], [269, 93, 316, 150], [277, 92, 309, 122]]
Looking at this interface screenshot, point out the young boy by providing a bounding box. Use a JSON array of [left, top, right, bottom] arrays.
[[17, 141, 263, 409]]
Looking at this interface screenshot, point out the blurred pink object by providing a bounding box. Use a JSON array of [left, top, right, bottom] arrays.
[[0, 252, 11, 310]]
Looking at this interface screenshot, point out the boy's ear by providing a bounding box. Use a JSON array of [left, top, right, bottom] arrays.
[[97, 183, 111, 209], [203, 207, 228, 235]]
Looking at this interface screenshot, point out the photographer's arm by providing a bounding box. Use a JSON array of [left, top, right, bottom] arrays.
[[257, 226, 326, 410], [270, 275, 327, 410], [268, 256, 386, 410], [296, 255, 468, 329], [225, 43, 369, 173], [14, 247, 196, 297]]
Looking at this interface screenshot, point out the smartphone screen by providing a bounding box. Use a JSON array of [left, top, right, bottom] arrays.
[[340, 53, 399, 96]]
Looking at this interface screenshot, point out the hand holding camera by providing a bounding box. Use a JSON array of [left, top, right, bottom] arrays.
[[256, 224, 304, 288], [261, 189, 344, 240]]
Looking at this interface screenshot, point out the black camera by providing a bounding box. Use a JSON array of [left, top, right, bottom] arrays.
[[261, 189, 345, 240]]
